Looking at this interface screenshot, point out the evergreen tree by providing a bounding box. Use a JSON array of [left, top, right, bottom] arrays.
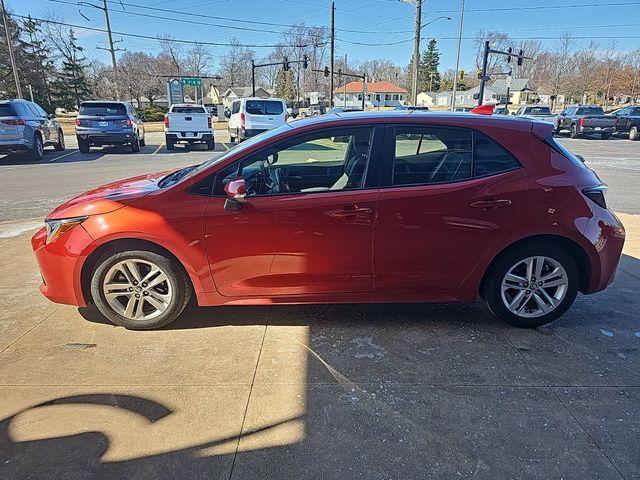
[[20, 16, 56, 110], [52, 29, 90, 109], [274, 68, 295, 102], [419, 39, 441, 92]]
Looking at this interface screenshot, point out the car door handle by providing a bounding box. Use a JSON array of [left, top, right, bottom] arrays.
[[470, 199, 512, 210], [328, 206, 372, 218]]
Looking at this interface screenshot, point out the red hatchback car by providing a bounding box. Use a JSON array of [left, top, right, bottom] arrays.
[[32, 111, 625, 330]]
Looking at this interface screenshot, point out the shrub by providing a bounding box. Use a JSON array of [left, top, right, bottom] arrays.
[[136, 106, 167, 122]]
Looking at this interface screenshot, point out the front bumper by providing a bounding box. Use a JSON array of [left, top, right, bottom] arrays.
[[31, 224, 95, 306]]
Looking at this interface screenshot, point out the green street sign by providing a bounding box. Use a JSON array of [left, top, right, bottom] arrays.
[[181, 77, 202, 87]]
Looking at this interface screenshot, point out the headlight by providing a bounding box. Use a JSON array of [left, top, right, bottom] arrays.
[[44, 216, 88, 244]]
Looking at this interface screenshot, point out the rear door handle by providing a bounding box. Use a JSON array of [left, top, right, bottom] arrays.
[[328, 206, 373, 218], [470, 199, 512, 210]]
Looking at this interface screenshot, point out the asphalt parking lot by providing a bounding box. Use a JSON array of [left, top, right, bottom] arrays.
[[0, 130, 639, 479]]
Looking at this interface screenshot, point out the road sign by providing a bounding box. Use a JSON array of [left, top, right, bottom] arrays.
[[309, 92, 319, 105], [181, 77, 202, 87], [167, 78, 184, 105]]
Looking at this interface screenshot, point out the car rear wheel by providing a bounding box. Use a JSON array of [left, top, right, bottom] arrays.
[[570, 124, 580, 138], [229, 130, 235, 142], [206, 139, 215, 150], [630, 126, 639, 141], [32, 134, 45, 161], [130, 136, 141, 153], [139, 135, 146, 147], [90, 250, 191, 330], [165, 136, 175, 150], [483, 243, 579, 328], [78, 137, 90, 153], [54, 130, 65, 151]]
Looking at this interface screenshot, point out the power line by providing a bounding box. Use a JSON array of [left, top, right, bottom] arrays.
[[11, 14, 328, 48], [427, 0, 640, 13]]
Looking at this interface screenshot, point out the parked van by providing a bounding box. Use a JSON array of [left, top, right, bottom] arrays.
[[228, 97, 287, 143]]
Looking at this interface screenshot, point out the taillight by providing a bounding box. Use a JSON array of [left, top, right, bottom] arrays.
[[2, 118, 26, 125], [582, 185, 608, 209], [240, 112, 245, 129], [579, 118, 585, 127], [75, 118, 81, 126], [164, 116, 169, 128], [207, 116, 212, 129]]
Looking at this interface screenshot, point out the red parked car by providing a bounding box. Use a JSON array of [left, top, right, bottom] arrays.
[[32, 111, 625, 330]]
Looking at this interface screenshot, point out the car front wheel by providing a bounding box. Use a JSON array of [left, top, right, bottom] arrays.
[[483, 244, 579, 328], [630, 126, 639, 141], [90, 250, 191, 330], [54, 130, 65, 151]]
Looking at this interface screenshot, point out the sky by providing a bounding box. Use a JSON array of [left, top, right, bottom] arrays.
[[9, 0, 640, 73]]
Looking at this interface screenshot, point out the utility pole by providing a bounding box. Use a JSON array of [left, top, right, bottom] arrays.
[[330, 1, 335, 107], [451, 0, 465, 110], [102, 0, 117, 70], [477, 41, 490, 106], [411, 0, 422, 106], [1, 0, 22, 98], [251, 59, 256, 97]]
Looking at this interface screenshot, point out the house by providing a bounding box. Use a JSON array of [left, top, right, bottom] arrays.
[[416, 91, 437, 107], [333, 81, 407, 109], [490, 78, 537, 106], [221, 86, 271, 109], [435, 86, 498, 108], [206, 85, 222, 105]]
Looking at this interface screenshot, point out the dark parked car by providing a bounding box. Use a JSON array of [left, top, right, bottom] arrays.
[[33, 111, 624, 330], [611, 105, 640, 140], [0, 99, 65, 160], [555, 105, 616, 139], [75, 101, 145, 153]]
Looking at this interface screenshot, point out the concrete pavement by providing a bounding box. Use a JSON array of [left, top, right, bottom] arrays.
[[0, 213, 638, 479]]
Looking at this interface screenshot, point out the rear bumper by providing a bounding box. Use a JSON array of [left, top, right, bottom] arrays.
[[76, 130, 136, 145], [0, 138, 30, 150], [165, 132, 213, 143], [240, 129, 267, 140], [583, 208, 626, 294], [579, 126, 614, 135], [31, 224, 95, 306]]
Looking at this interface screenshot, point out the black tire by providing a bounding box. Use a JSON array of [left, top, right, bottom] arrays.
[[206, 139, 215, 150], [165, 136, 175, 150], [570, 124, 580, 139], [54, 130, 65, 151], [78, 137, 90, 153], [229, 130, 235, 143], [31, 134, 45, 161], [90, 250, 191, 330], [483, 242, 579, 328], [555, 125, 562, 134], [601, 132, 611, 139], [139, 135, 146, 147], [630, 126, 639, 141], [130, 136, 141, 153]]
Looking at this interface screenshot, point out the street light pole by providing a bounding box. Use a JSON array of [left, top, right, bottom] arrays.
[[451, 0, 465, 110], [1, 0, 22, 98], [411, 0, 422, 106]]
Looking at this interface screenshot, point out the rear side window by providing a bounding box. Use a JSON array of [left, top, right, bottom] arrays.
[[0, 104, 15, 116], [575, 107, 603, 116], [231, 101, 240, 114], [79, 103, 127, 116], [524, 106, 551, 115], [172, 106, 206, 114], [245, 100, 284, 115], [473, 132, 521, 177], [393, 127, 472, 185]]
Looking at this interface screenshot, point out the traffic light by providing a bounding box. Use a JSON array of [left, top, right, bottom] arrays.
[[283, 57, 290, 71], [506, 47, 512, 63], [302, 54, 308, 69], [323, 66, 330, 77], [338, 68, 342, 80], [517, 49, 524, 66], [459, 69, 465, 81], [476, 70, 482, 79]]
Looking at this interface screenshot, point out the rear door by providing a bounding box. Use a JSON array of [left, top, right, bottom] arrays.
[[244, 100, 285, 131], [374, 124, 529, 292]]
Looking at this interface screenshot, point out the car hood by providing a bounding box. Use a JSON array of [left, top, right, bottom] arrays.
[[47, 170, 171, 220]]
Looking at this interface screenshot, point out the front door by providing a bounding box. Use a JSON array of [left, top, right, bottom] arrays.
[[374, 125, 529, 292], [203, 126, 381, 297]]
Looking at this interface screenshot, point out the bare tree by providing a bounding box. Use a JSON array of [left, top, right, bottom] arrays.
[[185, 43, 211, 76], [217, 38, 255, 87], [599, 41, 621, 108], [474, 30, 510, 73], [572, 41, 599, 103], [158, 35, 184, 75], [549, 33, 575, 108]]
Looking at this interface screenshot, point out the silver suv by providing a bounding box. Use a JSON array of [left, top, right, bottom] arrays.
[[0, 99, 65, 161]]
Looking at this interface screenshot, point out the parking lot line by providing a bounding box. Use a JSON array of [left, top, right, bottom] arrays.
[[48, 149, 78, 162], [221, 142, 230, 150], [153, 143, 164, 154]]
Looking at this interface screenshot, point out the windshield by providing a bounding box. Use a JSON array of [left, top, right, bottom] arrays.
[[80, 103, 127, 116], [171, 106, 206, 114], [245, 100, 284, 115], [188, 123, 294, 177], [576, 106, 604, 116], [524, 106, 551, 115]]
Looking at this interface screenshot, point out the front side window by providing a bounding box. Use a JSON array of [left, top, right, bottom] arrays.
[[473, 132, 521, 177], [213, 128, 373, 196], [393, 127, 472, 185]]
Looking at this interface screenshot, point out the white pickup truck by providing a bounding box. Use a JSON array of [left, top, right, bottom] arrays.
[[512, 105, 558, 124], [164, 104, 214, 150]]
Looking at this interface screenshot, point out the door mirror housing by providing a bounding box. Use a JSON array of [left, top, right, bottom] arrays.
[[224, 178, 247, 210]]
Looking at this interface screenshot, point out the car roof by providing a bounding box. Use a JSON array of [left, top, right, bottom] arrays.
[[80, 100, 128, 105]]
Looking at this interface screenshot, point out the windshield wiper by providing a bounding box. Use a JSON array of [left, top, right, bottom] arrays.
[[157, 166, 197, 188]]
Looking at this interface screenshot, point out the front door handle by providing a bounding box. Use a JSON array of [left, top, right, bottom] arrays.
[[470, 199, 512, 210], [328, 206, 373, 218]]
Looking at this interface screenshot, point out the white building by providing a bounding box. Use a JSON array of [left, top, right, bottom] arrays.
[[334, 81, 408, 109]]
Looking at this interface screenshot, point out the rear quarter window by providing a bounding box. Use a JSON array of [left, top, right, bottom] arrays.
[[473, 132, 521, 177], [0, 104, 15, 116]]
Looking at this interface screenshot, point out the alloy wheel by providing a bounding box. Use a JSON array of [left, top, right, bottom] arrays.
[[102, 259, 173, 320], [500, 256, 568, 318]]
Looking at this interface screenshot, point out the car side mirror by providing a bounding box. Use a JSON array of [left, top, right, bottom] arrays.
[[224, 178, 247, 210], [575, 154, 586, 163], [224, 110, 230, 119]]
